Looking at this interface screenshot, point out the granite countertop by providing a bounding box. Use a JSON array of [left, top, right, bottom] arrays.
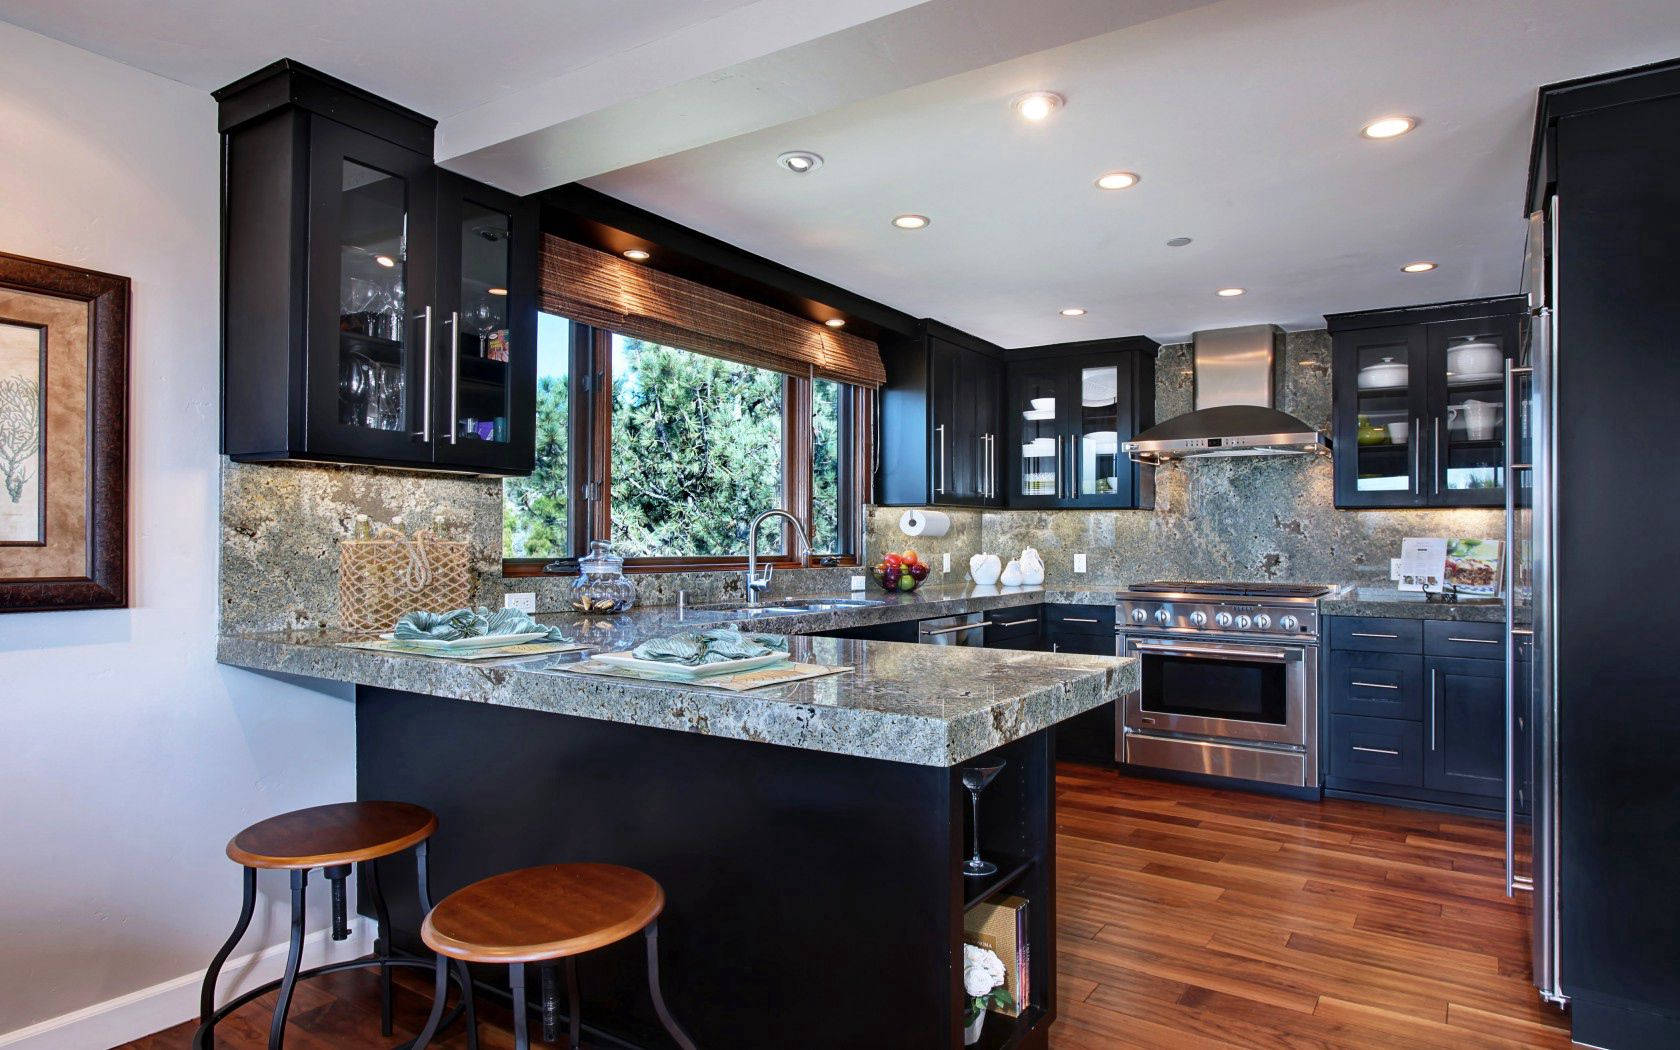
[[217, 583, 1135, 767], [1319, 585, 1510, 622]]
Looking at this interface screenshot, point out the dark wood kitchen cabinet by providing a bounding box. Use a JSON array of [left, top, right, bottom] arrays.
[[217, 60, 538, 475], [1004, 339, 1156, 509], [1324, 614, 1513, 814], [1327, 297, 1524, 509], [1044, 604, 1120, 765], [878, 321, 1004, 506]]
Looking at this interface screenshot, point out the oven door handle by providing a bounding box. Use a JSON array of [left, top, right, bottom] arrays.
[[1129, 642, 1299, 663]]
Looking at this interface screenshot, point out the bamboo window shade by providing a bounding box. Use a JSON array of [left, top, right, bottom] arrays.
[[539, 234, 886, 388]]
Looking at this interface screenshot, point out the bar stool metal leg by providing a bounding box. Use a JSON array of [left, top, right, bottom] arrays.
[[565, 958, 582, 1050], [454, 960, 479, 1050], [268, 869, 308, 1050], [198, 866, 257, 1050], [364, 858, 394, 1036], [509, 962, 529, 1050], [408, 954, 451, 1050], [644, 921, 697, 1050]]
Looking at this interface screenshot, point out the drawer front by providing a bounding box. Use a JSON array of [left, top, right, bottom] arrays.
[[1424, 619, 1506, 659], [1328, 616, 1422, 653], [985, 605, 1043, 648], [1329, 714, 1424, 787], [1327, 651, 1424, 720], [1045, 603, 1116, 634], [1045, 627, 1115, 656]]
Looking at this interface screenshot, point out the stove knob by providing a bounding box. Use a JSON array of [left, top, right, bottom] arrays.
[[1154, 608, 1172, 626], [1189, 611, 1208, 627], [1235, 614, 1253, 630], [1279, 614, 1299, 632], [1130, 608, 1149, 624], [1214, 611, 1233, 628], [1253, 614, 1272, 630]]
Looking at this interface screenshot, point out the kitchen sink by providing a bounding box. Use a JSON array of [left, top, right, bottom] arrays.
[[687, 596, 887, 618]]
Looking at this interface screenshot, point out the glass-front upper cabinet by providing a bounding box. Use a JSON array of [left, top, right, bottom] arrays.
[[1004, 344, 1155, 509], [220, 61, 538, 476], [433, 174, 537, 474], [304, 121, 435, 463], [1076, 363, 1123, 501], [1009, 363, 1063, 507], [1426, 318, 1518, 505], [1330, 298, 1524, 508]]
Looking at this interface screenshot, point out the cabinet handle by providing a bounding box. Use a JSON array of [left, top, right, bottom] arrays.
[[1350, 631, 1398, 639], [445, 310, 459, 445], [1352, 745, 1401, 757], [1054, 435, 1063, 499], [1430, 667, 1440, 751], [1433, 416, 1443, 494], [416, 305, 433, 443], [1447, 636, 1500, 645], [1061, 617, 1101, 624], [935, 424, 946, 495], [1350, 680, 1398, 690], [1413, 417, 1423, 494], [998, 618, 1038, 628], [921, 620, 993, 636], [1051, 642, 1059, 653]]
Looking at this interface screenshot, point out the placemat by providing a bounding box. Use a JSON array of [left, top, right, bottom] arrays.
[[561, 659, 853, 691], [337, 639, 593, 661]]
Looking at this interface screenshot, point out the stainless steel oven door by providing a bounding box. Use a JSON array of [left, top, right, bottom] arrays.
[[1121, 633, 1314, 747]]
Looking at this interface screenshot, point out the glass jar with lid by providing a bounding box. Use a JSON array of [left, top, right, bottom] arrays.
[[570, 541, 637, 614]]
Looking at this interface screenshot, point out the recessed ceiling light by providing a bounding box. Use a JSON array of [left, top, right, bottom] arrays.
[[1401, 261, 1438, 273], [1012, 91, 1064, 122], [622, 249, 651, 261], [777, 150, 823, 174], [1060, 307, 1087, 317], [1166, 237, 1193, 247], [487, 286, 508, 296], [824, 318, 846, 328], [892, 214, 930, 230], [1361, 115, 1417, 140], [374, 254, 396, 268], [1216, 287, 1246, 297], [1095, 171, 1140, 190]]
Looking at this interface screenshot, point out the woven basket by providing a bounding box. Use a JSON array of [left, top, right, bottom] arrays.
[[338, 528, 471, 636]]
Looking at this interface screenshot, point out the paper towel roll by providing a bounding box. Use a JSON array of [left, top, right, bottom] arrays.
[[898, 508, 951, 538]]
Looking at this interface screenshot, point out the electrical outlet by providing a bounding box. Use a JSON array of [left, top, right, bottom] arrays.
[[1073, 553, 1088, 574], [503, 591, 537, 614], [942, 552, 952, 573], [850, 574, 866, 591]]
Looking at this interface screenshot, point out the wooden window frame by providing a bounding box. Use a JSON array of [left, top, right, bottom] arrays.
[[503, 319, 871, 577]]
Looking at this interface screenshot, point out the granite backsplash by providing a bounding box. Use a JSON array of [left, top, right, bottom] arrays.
[[219, 330, 1500, 627], [864, 330, 1503, 588]]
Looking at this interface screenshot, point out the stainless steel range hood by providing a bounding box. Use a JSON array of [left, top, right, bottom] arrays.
[[1123, 324, 1330, 463]]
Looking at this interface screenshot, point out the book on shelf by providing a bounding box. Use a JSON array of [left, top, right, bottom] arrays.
[[965, 894, 1029, 1017]]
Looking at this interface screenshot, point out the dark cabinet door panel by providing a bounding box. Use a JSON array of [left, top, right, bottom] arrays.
[[1424, 656, 1505, 799], [1327, 650, 1424, 720], [1327, 616, 1422, 654], [1329, 714, 1424, 787]]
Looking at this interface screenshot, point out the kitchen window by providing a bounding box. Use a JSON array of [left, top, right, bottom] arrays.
[[502, 314, 867, 572]]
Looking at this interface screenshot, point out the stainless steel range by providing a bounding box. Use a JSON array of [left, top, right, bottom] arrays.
[[1116, 581, 1332, 789]]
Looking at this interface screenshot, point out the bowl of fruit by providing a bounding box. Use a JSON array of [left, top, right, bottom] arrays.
[[872, 549, 931, 593]]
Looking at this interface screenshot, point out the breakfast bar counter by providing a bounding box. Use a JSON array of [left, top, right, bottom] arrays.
[[218, 601, 1134, 1049]]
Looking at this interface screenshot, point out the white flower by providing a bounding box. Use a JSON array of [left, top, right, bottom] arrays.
[[963, 943, 1006, 998]]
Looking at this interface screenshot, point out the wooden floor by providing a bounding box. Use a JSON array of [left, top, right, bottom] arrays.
[[122, 766, 1574, 1049]]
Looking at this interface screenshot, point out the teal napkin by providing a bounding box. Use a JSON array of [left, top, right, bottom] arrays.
[[391, 606, 568, 643], [631, 628, 789, 666]]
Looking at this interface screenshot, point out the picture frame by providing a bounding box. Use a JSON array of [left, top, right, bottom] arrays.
[[0, 251, 128, 612]]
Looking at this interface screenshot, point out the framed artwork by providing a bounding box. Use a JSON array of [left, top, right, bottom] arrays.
[[0, 251, 128, 612]]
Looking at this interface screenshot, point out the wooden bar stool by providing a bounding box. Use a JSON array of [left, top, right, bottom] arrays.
[[409, 863, 697, 1050], [194, 801, 476, 1050]]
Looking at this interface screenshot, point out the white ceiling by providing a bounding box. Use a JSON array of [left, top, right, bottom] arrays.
[[6, 0, 1677, 347], [584, 0, 1680, 345]]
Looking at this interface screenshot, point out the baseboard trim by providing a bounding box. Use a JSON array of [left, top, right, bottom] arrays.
[[0, 920, 374, 1050]]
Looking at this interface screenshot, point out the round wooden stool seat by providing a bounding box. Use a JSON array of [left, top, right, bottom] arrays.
[[422, 863, 665, 964], [225, 801, 437, 869]]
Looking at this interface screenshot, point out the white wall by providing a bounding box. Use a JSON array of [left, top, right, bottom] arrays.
[[0, 22, 356, 1042]]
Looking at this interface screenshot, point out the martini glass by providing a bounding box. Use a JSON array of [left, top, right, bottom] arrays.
[[961, 762, 1006, 877]]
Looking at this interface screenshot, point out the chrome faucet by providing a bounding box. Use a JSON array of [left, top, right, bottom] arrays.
[[745, 510, 811, 607]]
